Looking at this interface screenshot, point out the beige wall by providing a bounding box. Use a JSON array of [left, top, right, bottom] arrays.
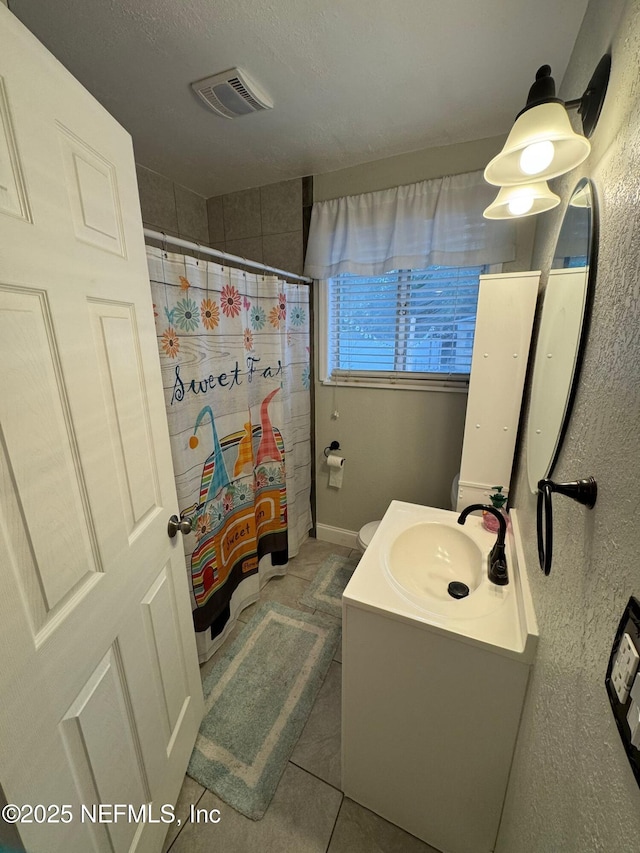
[[496, 0, 640, 850], [315, 383, 468, 532], [313, 135, 506, 201]]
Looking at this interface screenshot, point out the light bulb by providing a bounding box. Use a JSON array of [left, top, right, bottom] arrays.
[[507, 194, 534, 216], [519, 140, 555, 175]]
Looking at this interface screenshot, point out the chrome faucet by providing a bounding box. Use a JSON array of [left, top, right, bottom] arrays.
[[457, 504, 509, 586]]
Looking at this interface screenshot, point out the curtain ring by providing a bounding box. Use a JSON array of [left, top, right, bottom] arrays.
[[161, 231, 168, 258]]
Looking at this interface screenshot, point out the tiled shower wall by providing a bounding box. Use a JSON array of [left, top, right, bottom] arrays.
[[135, 164, 209, 245], [135, 165, 312, 279], [206, 177, 312, 276]]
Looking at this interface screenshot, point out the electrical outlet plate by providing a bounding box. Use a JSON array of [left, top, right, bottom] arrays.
[[606, 596, 640, 787], [611, 632, 640, 702], [627, 693, 640, 749]]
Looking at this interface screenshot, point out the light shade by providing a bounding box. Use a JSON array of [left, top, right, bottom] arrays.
[[483, 182, 561, 219], [484, 102, 591, 186]]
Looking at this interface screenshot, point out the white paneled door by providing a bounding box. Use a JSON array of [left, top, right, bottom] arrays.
[[0, 8, 204, 853]]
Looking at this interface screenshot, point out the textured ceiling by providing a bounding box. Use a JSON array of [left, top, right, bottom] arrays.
[[10, 0, 589, 197]]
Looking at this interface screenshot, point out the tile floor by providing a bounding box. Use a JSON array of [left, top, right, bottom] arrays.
[[164, 538, 439, 853]]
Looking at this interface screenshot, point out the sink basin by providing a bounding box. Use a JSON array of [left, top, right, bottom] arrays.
[[388, 522, 483, 600], [383, 514, 508, 619]]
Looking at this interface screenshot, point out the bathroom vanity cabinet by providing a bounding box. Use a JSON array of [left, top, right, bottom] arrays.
[[341, 505, 537, 853]]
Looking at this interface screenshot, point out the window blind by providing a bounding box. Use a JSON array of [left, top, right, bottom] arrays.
[[326, 266, 485, 385]]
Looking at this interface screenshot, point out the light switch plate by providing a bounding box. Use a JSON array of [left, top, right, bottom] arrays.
[[606, 596, 640, 788]]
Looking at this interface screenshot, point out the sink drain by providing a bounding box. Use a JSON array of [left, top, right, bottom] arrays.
[[448, 581, 470, 599]]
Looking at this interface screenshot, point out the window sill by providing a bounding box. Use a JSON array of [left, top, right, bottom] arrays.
[[320, 377, 469, 393]]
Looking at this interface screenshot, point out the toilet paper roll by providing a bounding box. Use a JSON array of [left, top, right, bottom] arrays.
[[327, 454, 345, 488]]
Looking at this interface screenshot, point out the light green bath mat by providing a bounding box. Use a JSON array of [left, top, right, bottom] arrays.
[[188, 602, 340, 820], [299, 553, 359, 618]]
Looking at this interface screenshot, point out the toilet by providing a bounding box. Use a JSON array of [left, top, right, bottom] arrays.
[[356, 520, 381, 552], [356, 473, 460, 553]]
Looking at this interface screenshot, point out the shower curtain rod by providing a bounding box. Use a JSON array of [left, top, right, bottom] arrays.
[[143, 228, 312, 284]]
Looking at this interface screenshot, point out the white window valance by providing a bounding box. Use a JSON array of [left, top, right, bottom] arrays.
[[303, 170, 516, 279]]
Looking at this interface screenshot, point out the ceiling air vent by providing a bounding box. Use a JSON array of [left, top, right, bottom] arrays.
[[191, 68, 273, 119]]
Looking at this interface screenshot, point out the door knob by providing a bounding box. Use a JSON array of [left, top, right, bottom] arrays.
[[167, 514, 192, 538]]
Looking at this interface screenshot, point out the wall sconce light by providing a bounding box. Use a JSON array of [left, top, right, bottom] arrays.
[[483, 181, 560, 219], [483, 55, 611, 218]]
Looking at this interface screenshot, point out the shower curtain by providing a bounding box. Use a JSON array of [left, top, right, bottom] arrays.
[[147, 246, 312, 661]]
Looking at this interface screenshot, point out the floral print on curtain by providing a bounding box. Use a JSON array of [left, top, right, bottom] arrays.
[[147, 246, 312, 658]]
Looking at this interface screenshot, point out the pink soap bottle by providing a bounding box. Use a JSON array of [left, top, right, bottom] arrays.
[[482, 485, 510, 532]]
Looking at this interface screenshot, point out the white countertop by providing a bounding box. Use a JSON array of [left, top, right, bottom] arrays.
[[343, 501, 538, 663]]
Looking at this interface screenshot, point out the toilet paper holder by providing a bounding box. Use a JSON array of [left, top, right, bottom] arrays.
[[323, 441, 341, 458]]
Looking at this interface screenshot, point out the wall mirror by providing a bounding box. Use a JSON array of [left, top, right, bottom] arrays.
[[527, 178, 597, 493]]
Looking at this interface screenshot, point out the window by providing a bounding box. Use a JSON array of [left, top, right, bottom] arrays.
[[321, 265, 490, 389]]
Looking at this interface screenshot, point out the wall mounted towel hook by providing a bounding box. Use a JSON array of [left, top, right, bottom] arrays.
[[536, 476, 597, 575]]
